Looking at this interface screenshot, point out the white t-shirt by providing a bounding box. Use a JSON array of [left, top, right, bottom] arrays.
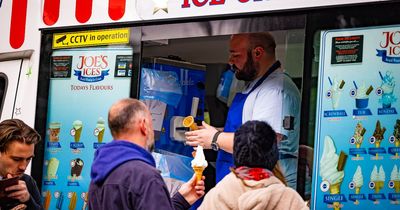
[[242, 68, 301, 156]]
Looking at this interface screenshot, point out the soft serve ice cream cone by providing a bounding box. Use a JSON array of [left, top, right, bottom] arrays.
[[320, 136, 345, 210], [72, 120, 83, 142], [371, 165, 379, 193], [95, 117, 105, 143], [191, 145, 208, 182], [353, 122, 366, 158], [390, 165, 400, 193], [352, 166, 363, 204]]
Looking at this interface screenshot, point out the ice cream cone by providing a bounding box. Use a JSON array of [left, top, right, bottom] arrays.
[[374, 181, 383, 193], [330, 182, 342, 194], [355, 187, 360, 194], [74, 127, 82, 142], [396, 140, 400, 156], [375, 141, 381, 148], [395, 180, 400, 193], [354, 187, 361, 205], [183, 116, 198, 131], [193, 166, 205, 183]]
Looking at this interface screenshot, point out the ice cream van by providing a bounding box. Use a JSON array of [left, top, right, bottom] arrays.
[[1, 0, 400, 209]]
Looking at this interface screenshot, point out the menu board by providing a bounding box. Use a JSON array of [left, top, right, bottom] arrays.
[[41, 47, 131, 210], [312, 25, 400, 210]]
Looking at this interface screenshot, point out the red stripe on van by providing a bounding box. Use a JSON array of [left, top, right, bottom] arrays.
[[76, 0, 93, 23], [43, 0, 60, 26], [108, 0, 126, 21], [10, 0, 27, 49]]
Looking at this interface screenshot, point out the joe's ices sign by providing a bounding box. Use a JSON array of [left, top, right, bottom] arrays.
[[377, 31, 400, 64], [74, 55, 110, 82]]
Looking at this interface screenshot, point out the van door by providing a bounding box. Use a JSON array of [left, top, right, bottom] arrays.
[[0, 59, 23, 120]]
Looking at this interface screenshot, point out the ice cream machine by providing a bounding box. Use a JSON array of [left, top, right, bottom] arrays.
[[140, 57, 206, 157]]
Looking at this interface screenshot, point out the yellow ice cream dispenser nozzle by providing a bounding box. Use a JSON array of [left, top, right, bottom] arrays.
[[182, 116, 198, 131]]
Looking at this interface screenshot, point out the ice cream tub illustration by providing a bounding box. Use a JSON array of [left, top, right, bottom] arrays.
[[354, 81, 373, 109]]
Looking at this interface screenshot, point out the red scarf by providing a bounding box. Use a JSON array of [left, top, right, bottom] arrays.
[[233, 166, 273, 181]]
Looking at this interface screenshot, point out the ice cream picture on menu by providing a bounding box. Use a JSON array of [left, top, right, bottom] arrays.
[[70, 120, 85, 151], [369, 165, 386, 204], [350, 166, 364, 205], [191, 145, 207, 183], [324, 76, 347, 118], [389, 119, 400, 158], [319, 136, 347, 210], [377, 71, 397, 115], [368, 120, 386, 159], [389, 165, 400, 204], [352, 80, 373, 116], [350, 122, 367, 160]]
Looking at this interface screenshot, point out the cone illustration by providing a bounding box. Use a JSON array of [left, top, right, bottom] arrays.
[[330, 182, 342, 210]]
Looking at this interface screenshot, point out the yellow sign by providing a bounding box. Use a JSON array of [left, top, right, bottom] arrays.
[[53, 28, 130, 49]]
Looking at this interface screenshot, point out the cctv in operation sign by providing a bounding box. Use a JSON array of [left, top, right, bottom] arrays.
[[52, 28, 129, 49]]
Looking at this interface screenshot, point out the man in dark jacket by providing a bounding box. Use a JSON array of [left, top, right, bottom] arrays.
[[88, 98, 205, 210], [0, 119, 43, 210]]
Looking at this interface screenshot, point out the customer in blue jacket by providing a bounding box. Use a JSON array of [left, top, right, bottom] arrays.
[[88, 98, 205, 210]]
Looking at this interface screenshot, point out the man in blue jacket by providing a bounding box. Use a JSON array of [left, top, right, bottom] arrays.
[[88, 98, 205, 210]]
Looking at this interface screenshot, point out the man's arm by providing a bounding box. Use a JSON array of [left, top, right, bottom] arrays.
[[185, 121, 235, 153]]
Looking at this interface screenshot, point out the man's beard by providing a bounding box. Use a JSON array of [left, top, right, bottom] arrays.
[[234, 50, 258, 81]]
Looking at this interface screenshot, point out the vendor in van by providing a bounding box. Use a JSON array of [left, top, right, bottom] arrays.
[[185, 32, 301, 189]]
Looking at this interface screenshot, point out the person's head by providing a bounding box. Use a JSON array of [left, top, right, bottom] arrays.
[[233, 120, 278, 170], [0, 119, 41, 177], [229, 32, 276, 81], [108, 98, 154, 151]]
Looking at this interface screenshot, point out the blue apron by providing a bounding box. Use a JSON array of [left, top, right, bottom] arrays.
[[216, 61, 281, 182]]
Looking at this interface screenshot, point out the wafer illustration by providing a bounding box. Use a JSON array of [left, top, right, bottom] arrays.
[[69, 192, 77, 210]]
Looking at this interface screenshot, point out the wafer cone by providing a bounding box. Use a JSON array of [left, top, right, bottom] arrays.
[[394, 180, 400, 193], [183, 116, 198, 131], [396, 141, 400, 156], [193, 166, 204, 183], [330, 182, 342, 210], [374, 181, 383, 193], [355, 187, 360, 194], [356, 144, 361, 157]]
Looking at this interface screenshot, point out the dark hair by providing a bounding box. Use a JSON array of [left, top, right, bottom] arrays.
[[233, 120, 278, 170], [0, 119, 41, 153], [108, 98, 147, 137]]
